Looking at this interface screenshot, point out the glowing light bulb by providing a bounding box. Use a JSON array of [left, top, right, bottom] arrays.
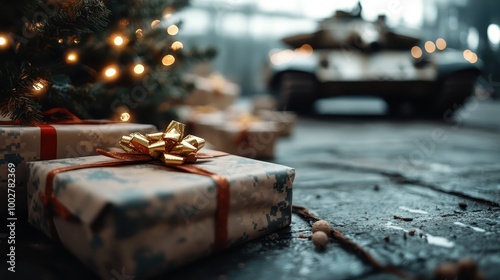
[[66, 52, 78, 63], [463, 49, 473, 61], [57, 38, 64, 44], [424, 41, 436, 53], [104, 66, 118, 79], [113, 35, 124, 46], [297, 44, 313, 55], [171, 41, 183, 50], [133, 63, 145, 75], [0, 36, 8, 47], [411, 46, 423, 59], [162, 54, 175, 66], [33, 82, 44, 91], [469, 52, 478, 63], [120, 112, 131, 122], [136, 29, 143, 38], [436, 38, 447, 50], [167, 25, 179, 35], [151, 19, 161, 28]]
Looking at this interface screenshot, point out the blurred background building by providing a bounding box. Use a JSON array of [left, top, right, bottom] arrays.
[[175, 0, 500, 98]]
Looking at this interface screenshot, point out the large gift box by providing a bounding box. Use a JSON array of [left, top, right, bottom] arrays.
[[0, 122, 156, 215], [27, 151, 294, 279]]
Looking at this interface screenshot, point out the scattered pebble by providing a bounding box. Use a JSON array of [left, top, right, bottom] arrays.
[[384, 236, 390, 242], [408, 230, 416, 236], [312, 220, 331, 234], [315, 194, 321, 199], [459, 202, 468, 209], [373, 184, 380, 191], [403, 232, 407, 240], [312, 231, 329, 250], [297, 234, 310, 239]]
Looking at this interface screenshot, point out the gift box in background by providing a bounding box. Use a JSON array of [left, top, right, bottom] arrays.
[[193, 117, 279, 159], [27, 152, 294, 279], [179, 108, 281, 159], [0, 123, 156, 215], [256, 110, 296, 137], [183, 73, 240, 110]]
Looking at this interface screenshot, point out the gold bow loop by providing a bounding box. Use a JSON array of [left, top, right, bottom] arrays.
[[119, 120, 205, 165]]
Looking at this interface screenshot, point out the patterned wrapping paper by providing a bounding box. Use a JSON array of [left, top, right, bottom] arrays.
[[27, 152, 294, 279], [0, 123, 157, 215], [185, 113, 280, 159]]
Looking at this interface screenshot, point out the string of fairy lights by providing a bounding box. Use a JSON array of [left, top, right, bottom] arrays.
[[0, 13, 186, 122]]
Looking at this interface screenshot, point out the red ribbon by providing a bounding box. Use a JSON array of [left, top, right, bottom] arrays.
[[41, 149, 230, 252], [1, 108, 121, 160]]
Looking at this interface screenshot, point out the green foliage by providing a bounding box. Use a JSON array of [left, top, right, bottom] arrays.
[[0, 0, 110, 124], [1, 0, 215, 127]]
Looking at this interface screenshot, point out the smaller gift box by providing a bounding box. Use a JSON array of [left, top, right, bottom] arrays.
[[182, 73, 240, 110], [183, 110, 280, 159], [256, 110, 296, 137], [0, 122, 156, 215], [27, 121, 294, 279]]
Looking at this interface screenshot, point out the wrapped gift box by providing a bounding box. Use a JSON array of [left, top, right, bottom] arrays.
[[182, 110, 280, 159], [182, 73, 240, 110], [0, 123, 156, 215], [27, 151, 294, 279], [256, 110, 296, 137]]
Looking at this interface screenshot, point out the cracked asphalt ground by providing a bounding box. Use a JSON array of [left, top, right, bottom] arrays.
[[2, 99, 499, 280]]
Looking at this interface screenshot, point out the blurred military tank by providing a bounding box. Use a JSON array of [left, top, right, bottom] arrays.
[[267, 4, 482, 118]]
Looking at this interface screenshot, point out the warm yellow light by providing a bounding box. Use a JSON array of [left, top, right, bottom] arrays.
[[162, 54, 175, 66], [33, 82, 44, 91], [0, 36, 8, 47], [436, 38, 447, 50], [424, 41, 436, 53], [120, 112, 131, 122], [57, 38, 64, 44], [163, 7, 173, 18], [167, 25, 179, 35], [469, 52, 478, 63], [66, 52, 78, 63], [297, 44, 313, 55], [171, 41, 183, 50], [73, 38, 80, 44], [411, 46, 423, 59], [113, 36, 124, 46], [463, 49, 473, 61], [151, 19, 161, 28], [133, 63, 145, 75], [135, 29, 143, 38], [104, 67, 118, 78]]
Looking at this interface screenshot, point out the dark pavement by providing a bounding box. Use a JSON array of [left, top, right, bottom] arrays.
[[2, 98, 500, 280]]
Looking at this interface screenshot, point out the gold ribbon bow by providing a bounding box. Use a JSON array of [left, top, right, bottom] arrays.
[[119, 120, 205, 165]]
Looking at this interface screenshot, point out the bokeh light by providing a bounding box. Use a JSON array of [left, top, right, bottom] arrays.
[[120, 112, 131, 122], [66, 52, 78, 63], [424, 41, 436, 53], [162, 54, 175, 66], [171, 41, 184, 50], [436, 38, 447, 51], [167, 25, 179, 35], [410, 46, 423, 59], [104, 66, 118, 79], [113, 35, 124, 46], [133, 63, 145, 75]]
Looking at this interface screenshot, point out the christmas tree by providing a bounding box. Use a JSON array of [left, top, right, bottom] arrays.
[[1, 0, 216, 127], [0, 0, 110, 124]]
